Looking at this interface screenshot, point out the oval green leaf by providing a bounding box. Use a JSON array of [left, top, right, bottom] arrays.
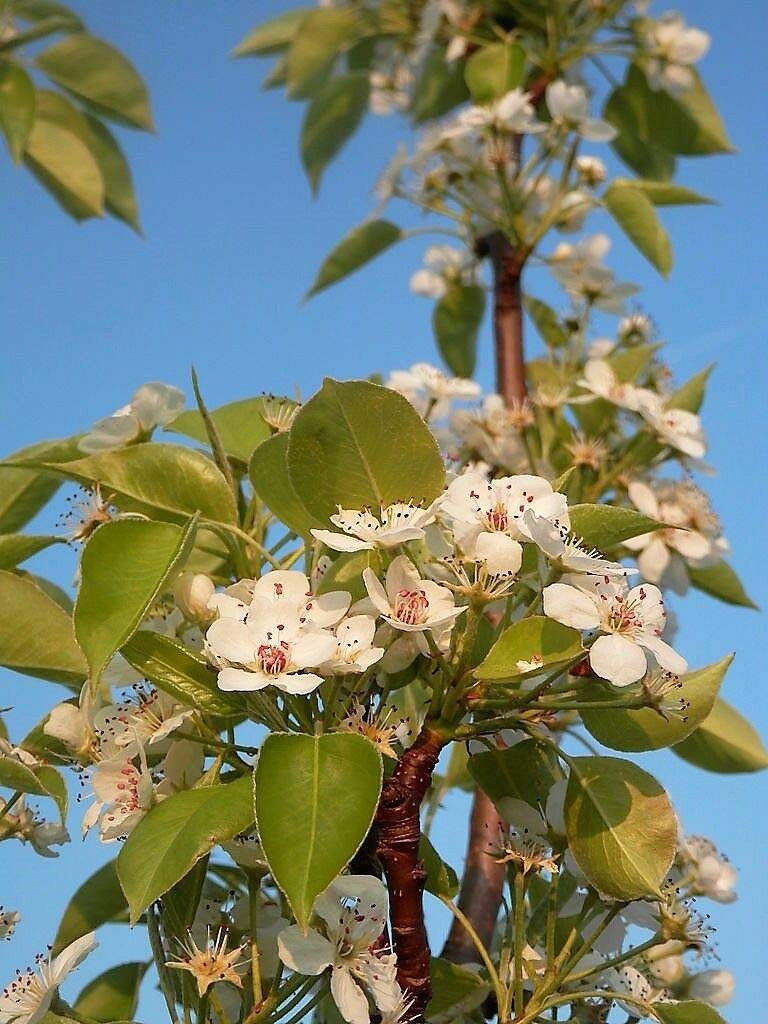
[[254, 732, 382, 928], [0, 570, 86, 686], [0, 61, 35, 162], [673, 697, 768, 773], [564, 755, 677, 899], [581, 655, 733, 752], [118, 774, 254, 923], [474, 616, 583, 683], [433, 283, 485, 378], [654, 1002, 726, 1024], [307, 219, 403, 298], [39, 444, 238, 524], [464, 41, 524, 102], [604, 182, 672, 277], [75, 516, 198, 683], [249, 432, 322, 536], [301, 72, 370, 192], [468, 739, 560, 811], [54, 858, 127, 953], [568, 503, 663, 549], [0, 533, 59, 569], [688, 559, 757, 609], [287, 378, 445, 522], [285, 8, 359, 99], [74, 962, 148, 1024], [36, 33, 153, 130], [234, 8, 312, 57]]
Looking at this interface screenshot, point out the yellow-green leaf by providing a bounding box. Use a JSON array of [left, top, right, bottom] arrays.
[[673, 697, 768, 773], [0, 60, 35, 161]]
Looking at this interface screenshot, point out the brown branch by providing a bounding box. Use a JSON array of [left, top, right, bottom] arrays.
[[375, 725, 448, 1017], [443, 225, 527, 966]]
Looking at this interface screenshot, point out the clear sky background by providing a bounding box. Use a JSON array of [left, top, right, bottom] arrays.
[[0, 2, 766, 1021]]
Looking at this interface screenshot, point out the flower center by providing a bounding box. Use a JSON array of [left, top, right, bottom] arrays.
[[394, 589, 429, 625], [485, 503, 509, 532], [257, 643, 289, 675], [606, 596, 641, 635]]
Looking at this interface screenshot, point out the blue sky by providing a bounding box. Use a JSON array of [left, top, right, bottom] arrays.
[[0, 1, 765, 1020]]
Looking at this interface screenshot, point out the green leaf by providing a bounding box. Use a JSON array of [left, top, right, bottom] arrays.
[[654, 1002, 725, 1024], [608, 343, 659, 383], [12, 1, 83, 31], [0, 755, 63, 803], [564, 756, 677, 899], [613, 178, 714, 206], [0, 444, 61, 533], [254, 732, 382, 928], [426, 958, 490, 1022], [673, 697, 768, 773], [433, 283, 485, 378], [647, 68, 733, 156], [287, 378, 445, 522], [74, 961, 148, 1023], [36, 444, 238, 525], [316, 549, 379, 604], [36, 33, 153, 130], [54, 858, 127, 953], [0, 533, 59, 569], [285, 8, 360, 99], [581, 655, 733, 752], [668, 364, 713, 413], [0, 570, 86, 686], [524, 296, 568, 349], [301, 72, 370, 192], [249, 432, 322, 537], [475, 616, 583, 683], [307, 219, 403, 298], [0, 61, 35, 161], [604, 80, 675, 181], [420, 834, 458, 898], [118, 775, 254, 924], [468, 739, 560, 811], [411, 46, 469, 123], [81, 113, 140, 231], [568, 503, 663, 549], [464, 41, 525, 102], [24, 112, 104, 219], [75, 516, 198, 683], [688, 559, 757, 609], [120, 631, 245, 717], [168, 397, 272, 465], [604, 182, 672, 276], [234, 9, 312, 57]]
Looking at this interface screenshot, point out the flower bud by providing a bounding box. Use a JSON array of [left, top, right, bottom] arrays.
[[174, 573, 215, 622]]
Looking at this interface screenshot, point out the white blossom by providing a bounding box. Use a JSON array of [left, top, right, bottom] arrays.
[[689, 969, 735, 1007], [439, 471, 569, 574], [0, 799, 69, 858], [545, 81, 617, 141], [78, 382, 184, 453], [610, 964, 666, 1018], [0, 932, 97, 1024], [543, 576, 687, 686], [387, 362, 480, 419], [644, 14, 710, 93], [524, 510, 635, 577], [174, 573, 216, 621], [362, 555, 463, 650], [625, 480, 725, 591], [639, 397, 707, 459], [680, 836, 737, 903], [578, 359, 650, 411], [277, 875, 400, 1024], [312, 501, 438, 553], [81, 748, 154, 843], [320, 616, 385, 674]]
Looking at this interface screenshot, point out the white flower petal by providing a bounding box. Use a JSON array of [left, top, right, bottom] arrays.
[[277, 925, 335, 975], [311, 530, 374, 553], [589, 633, 647, 686], [542, 583, 601, 630]]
